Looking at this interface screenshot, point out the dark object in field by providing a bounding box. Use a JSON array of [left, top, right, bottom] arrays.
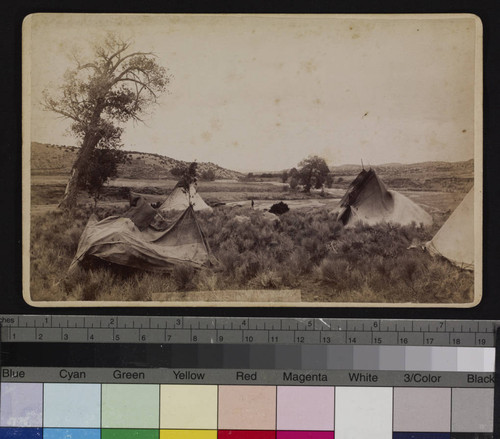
[[337, 168, 432, 227], [150, 201, 162, 209], [269, 201, 290, 215]]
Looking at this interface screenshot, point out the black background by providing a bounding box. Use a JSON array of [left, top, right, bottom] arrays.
[[2, 1, 499, 320]]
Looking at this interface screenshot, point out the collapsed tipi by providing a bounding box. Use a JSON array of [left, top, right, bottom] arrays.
[[68, 197, 213, 274], [338, 168, 432, 227], [159, 183, 212, 213], [425, 188, 474, 270]]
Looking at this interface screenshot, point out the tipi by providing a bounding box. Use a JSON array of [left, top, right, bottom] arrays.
[[425, 188, 474, 270], [68, 202, 213, 274], [159, 183, 213, 213], [338, 168, 432, 227]]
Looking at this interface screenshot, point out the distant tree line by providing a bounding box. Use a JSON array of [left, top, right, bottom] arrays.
[[281, 155, 333, 192], [243, 155, 333, 192], [246, 172, 278, 179], [172, 165, 216, 181]]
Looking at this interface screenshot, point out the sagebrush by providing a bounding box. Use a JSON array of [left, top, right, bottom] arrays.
[[29, 205, 474, 303]]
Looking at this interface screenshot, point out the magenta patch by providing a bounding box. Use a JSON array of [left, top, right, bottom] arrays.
[[277, 432, 334, 439]]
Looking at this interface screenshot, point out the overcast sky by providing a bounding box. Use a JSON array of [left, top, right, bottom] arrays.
[[26, 14, 480, 172]]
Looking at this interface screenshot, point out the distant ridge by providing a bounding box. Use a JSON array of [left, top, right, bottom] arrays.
[[329, 159, 474, 176], [328, 160, 474, 193], [30, 142, 244, 180], [31, 142, 474, 192]]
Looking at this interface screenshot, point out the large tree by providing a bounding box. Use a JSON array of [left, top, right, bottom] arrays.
[[298, 156, 331, 192], [78, 147, 128, 208], [43, 33, 170, 209]]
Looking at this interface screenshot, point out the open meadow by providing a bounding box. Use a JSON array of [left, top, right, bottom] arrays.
[[29, 175, 474, 305]]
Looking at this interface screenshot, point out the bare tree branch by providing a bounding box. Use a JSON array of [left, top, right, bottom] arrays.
[[115, 77, 158, 99], [112, 51, 155, 69], [43, 102, 83, 123]]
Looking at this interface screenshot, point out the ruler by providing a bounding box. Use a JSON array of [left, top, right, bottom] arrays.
[[0, 315, 497, 346], [1, 315, 496, 437]]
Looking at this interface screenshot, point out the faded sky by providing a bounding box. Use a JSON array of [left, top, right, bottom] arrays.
[[25, 14, 480, 171]]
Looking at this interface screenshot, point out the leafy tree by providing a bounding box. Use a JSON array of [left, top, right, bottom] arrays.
[[201, 169, 216, 181], [170, 166, 185, 177], [78, 148, 128, 207], [325, 173, 334, 188], [298, 155, 330, 192], [43, 33, 170, 209], [289, 167, 299, 178], [245, 172, 256, 182], [289, 176, 299, 190], [281, 170, 289, 183]]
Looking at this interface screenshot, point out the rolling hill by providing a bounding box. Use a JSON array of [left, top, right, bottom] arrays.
[[30, 141, 474, 193], [30, 142, 244, 180]]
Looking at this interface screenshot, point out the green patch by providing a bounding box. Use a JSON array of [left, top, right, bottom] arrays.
[[101, 429, 159, 439]]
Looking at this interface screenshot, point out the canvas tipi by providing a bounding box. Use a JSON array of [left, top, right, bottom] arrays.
[[68, 202, 213, 274], [338, 168, 432, 227], [425, 188, 474, 270], [159, 183, 213, 213]]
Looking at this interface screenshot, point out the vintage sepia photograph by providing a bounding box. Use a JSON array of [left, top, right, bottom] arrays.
[[23, 13, 482, 307]]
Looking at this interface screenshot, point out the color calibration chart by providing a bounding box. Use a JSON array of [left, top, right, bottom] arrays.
[[0, 316, 497, 439]]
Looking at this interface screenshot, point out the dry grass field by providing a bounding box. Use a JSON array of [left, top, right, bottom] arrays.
[[28, 178, 473, 304], [28, 143, 474, 304]]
